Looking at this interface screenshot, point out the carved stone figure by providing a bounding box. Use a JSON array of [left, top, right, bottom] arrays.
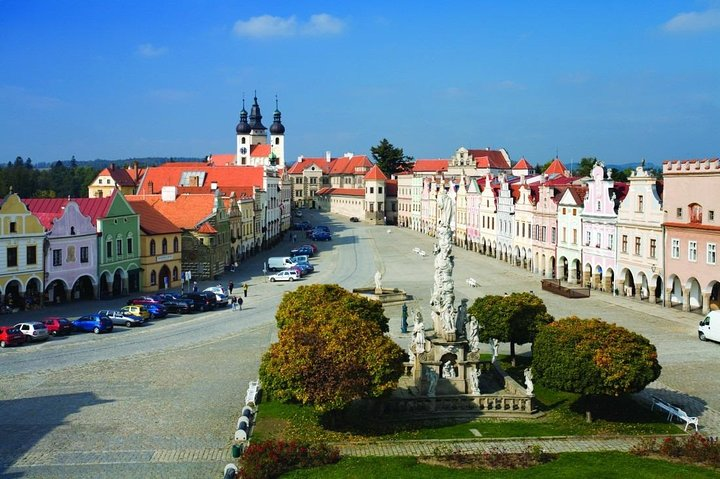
[[470, 366, 481, 395], [436, 186, 455, 229], [425, 367, 438, 397], [524, 367, 534, 396], [442, 360, 456, 378], [490, 338, 500, 363], [466, 315, 481, 352], [412, 310, 425, 355], [456, 298, 468, 339], [374, 270, 383, 293]]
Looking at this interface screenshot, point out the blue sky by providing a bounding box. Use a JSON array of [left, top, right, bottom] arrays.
[[1, 1, 718, 168]]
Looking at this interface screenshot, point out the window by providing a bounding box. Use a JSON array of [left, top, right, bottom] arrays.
[[9, 221, 16, 233], [562, 227, 567, 243], [596, 232, 601, 247], [608, 234, 614, 249], [671, 239, 680, 259], [650, 239, 656, 258], [551, 227, 556, 244], [689, 241, 697, 262], [708, 243, 717, 265], [689, 204, 702, 224], [7, 247, 17, 267], [597, 201, 601, 211], [162, 238, 168, 254], [127, 237, 133, 255], [542, 226, 547, 242], [676, 207, 682, 218], [573, 229, 577, 244], [106, 240, 112, 258], [80, 246, 89, 263], [634, 237, 641, 255], [67, 245, 76, 262], [26, 245, 37, 265], [173, 267, 179, 281], [622, 235, 628, 253], [710, 210, 715, 221], [70, 226, 76, 235], [53, 249, 62, 266], [572, 209, 577, 216], [150, 270, 157, 285], [637, 195, 644, 213], [369, 187, 374, 193], [173, 237, 179, 252], [562, 207, 566, 214], [379, 186, 383, 194], [585, 231, 591, 245], [116, 239, 122, 256]]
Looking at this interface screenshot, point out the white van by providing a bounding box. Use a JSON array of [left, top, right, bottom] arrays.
[[268, 256, 297, 271], [698, 311, 720, 342]]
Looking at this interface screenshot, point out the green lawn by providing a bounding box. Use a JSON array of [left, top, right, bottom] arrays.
[[280, 452, 717, 478]]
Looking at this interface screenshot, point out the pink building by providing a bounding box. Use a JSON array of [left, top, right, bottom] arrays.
[[663, 158, 720, 313]]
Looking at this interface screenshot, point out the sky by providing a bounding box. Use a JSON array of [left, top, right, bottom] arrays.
[[1, 1, 719, 168]]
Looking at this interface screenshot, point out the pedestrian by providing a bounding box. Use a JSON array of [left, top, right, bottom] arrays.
[[237, 295, 243, 311], [193, 281, 198, 293], [228, 281, 234, 294], [243, 283, 248, 298], [231, 296, 238, 311]]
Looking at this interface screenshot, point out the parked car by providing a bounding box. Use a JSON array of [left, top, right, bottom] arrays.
[[311, 230, 332, 241], [154, 293, 192, 314], [305, 243, 319, 254], [294, 262, 314, 274], [41, 317, 74, 336], [127, 296, 163, 307], [349, 216, 360, 222], [198, 291, 219, 309], [0, 325, 26, 347], [294, 210, 303, 217], [97, 309, 144, 327], [290, 245, 314, 257], [72, 314, 114, 334], [268, 270, 300, 282], [180, 292, 214, 312], [120, 304, 151, 321], [14, 322, 50, 342], [314, 225, 330, 232], [144, 302, 168, 319], [285, 265, 306, 277]]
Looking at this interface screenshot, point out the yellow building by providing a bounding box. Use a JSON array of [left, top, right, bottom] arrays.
[[88, 162, 144, 198], [0, 192, 45, 307], [126, 199, 183, 293]]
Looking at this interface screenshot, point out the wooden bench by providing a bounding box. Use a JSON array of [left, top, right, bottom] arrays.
[[651, 395, 699, 432], [412, 247, 421, 254], [466, 278, 478, 287], [418, 250, 427, 257]]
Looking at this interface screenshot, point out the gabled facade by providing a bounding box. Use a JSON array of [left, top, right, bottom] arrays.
[[512, 179, 536, 271], [616, 163, 665, 304], [556, 187, 585, 284], [88, 162, 144, 198], [24, 199, 98, 302], [496, 174, 516, 264], [477, 175, 498, 256], [448, 147, 512, 177], [97, 191, 141, 296], [663, 158, 720, 313], [465, 177, 482, 251], [533, 180, 563, 278], [0, 193, 45, 309]]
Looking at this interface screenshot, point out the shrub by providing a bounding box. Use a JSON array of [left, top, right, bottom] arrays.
[[630, 434, 720, 468], [239, 439, 340, 479]]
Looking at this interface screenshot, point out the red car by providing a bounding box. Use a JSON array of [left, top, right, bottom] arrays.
[[127, 296, 163, 306], [41, 317, 74, 336], [0, 325, 26, 347]]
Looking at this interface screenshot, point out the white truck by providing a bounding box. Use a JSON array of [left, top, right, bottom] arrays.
[[267, 256, 297, 271], [698, 311, 720, 342]]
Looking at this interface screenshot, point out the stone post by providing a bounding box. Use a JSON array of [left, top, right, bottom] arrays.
[[648, 286, 657, 304], [592, 273, 601, 290], [568, 264, 577, 284], [702, 292, 711, 315], [682, 290, 690, 312], [583, 270, 591, 287], [617, 279, 625, 296], [665, 287, 673, 307]]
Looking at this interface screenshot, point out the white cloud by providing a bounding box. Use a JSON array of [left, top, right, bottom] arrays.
[[138, 43, 168, 57], [662, 8, 720, 33], [233, 13, 344, 38]]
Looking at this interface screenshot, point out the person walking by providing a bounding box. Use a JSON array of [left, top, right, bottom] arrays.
[[228, 280, 234, 295], [243, 283, 248, 297], [193, 281, 198, 293], [237, 295, 243, 311]]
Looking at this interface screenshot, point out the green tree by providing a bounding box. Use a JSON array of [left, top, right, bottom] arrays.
[[532, 316, 661, 398], [610, 167, 632, 183], [370, 138, 414, 177], [468, 292, 554, 366], [260, 284, 405, 412], [575, 157, 598, 177]]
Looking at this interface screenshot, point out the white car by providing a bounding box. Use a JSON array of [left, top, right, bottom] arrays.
[[14, 322, 50, 342], [268, 270, 300, 282]]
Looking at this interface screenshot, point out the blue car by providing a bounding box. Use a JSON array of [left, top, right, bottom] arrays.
[[73, 314, 114, 334], [311, 231, 331, 241], [295, 262, 314, 274], [145, 303, 168, 319], [291, 246, 314, 257]]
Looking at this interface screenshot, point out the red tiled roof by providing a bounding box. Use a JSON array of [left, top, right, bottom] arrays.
[[364, 164, 388, 181], [286, 157, 331, 174], [209, 154, 235, 166], [137, 165, 265, 195], [251, 144, 271, 157], [197, 222, 217, 234], [24, 193, 115, 227], [468, 149, 510, 169], [96, 166, 139, 186], [544, 157, 569, 176], [126, 199, 182, 235], [412, 159, 449, 173], [315, 187, 365, 197], [328, 155, 373, 175], [125, 194, 216, 230], [514, 158, 532, 170]]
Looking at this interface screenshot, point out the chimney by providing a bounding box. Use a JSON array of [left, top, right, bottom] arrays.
[[109, 162, 115, 171], [148, 181, 154, 194], [161, 186, 177, 202], [325, 151, 331, 162]]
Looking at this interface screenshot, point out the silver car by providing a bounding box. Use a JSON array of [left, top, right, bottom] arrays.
[[14, 322, 50, 342], [97, 309, 144, 327]]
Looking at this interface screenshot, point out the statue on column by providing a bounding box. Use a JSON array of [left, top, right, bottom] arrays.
[[412, 310, 426, 355], [374, 270, 383, 293], [425, 367, 438, 397]]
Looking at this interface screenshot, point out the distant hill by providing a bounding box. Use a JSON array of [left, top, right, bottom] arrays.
[[33, 157, 204, 170]]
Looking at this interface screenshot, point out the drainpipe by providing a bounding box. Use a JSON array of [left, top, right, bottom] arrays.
[[661, 223, 666, 307]]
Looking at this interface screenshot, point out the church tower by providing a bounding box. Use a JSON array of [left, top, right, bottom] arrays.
[[269, 97, 286, 169], [235, 99, 251, 165]]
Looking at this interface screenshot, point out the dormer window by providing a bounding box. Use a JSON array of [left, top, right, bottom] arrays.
[[9, 221, 17, 233]]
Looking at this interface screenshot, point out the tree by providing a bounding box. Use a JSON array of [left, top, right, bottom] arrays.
[[575, 157, 598, 177], [260, 284, 405, 412], [275, 283, 389, 332], [532, 316, 661, 397], [610, 167, 632, 183], [468, 292, 554, 365], [370, 138, 414, 177]]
